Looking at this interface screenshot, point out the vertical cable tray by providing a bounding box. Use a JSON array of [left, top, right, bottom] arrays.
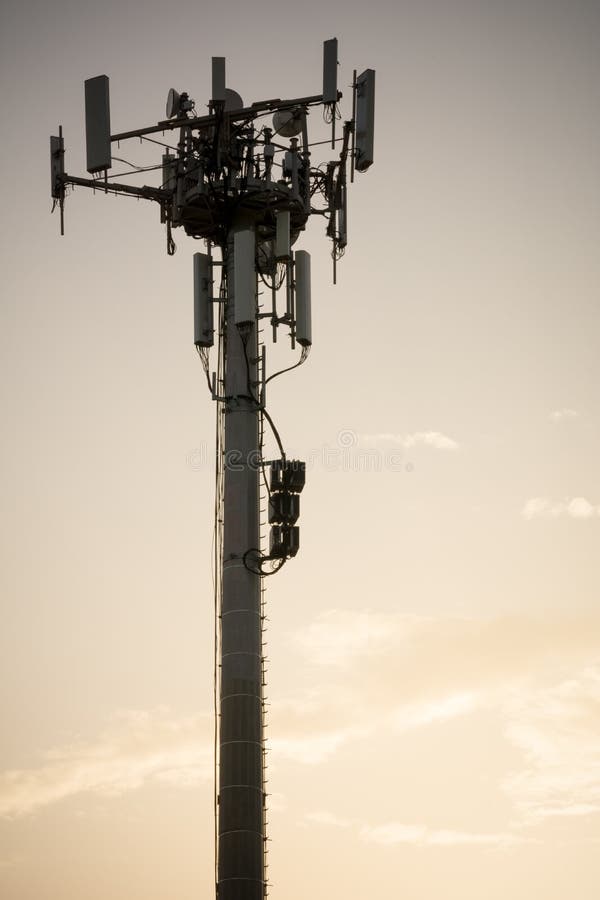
[[257, 308, 270, 898]]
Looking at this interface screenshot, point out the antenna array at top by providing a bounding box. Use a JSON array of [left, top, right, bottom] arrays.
[[50, 39, 375, 280]]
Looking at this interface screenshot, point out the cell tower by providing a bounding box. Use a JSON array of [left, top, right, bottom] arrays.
[[50, 40, 375, 900]]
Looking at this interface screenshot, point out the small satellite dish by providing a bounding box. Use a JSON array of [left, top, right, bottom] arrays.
[[166, 89, 193, 118], [273, 108, 303, 138], [224, 89, 244, 111], [166, 88, 180, 119]]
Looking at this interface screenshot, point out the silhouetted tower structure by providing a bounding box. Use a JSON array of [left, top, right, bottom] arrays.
[[50, 41, 375, 900]]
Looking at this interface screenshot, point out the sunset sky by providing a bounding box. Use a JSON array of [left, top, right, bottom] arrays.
[[2, 1, 600, 898]]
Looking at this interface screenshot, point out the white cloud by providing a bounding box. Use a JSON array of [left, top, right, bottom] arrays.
[[268, 725, 368, 766], [391, 692, 479, 731], [287, 609, 600, 835], [424, 829, 527, 846], [361, 822, 426, 844], [521, 497, 600, 519], [567, 497, 598, 518], [550, 408, 578, 423], [523, 803, 600, 819], [5, 611, 600, 838], [522, 497, 552, 519], [359, 431, 459, 450], [271, 687, 480, 769], [0, 709, 212, 819], [502, 666, 600, 824], [310, 817, 531, 847], [292, 609, 411, 666], [304, 810, 357, 828]]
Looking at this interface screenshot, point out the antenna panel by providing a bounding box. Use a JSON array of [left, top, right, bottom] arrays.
[[212, 57, 226, 103], [275, 210, 290, 259], [323, 38, 338, 104], [338, 181, 347, 248], [84, 75, 112, 174], [194, 253, 213, 347], [355, 69, 375, 172], [162, 153, 177, 192], [295, 250, 312, 347], [234, 229, 256, 326], [50, 135, 64, 199]]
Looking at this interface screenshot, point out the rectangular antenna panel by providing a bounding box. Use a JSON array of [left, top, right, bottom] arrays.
[[234, 229, 256, 326], [84, 75, 112, 174], [162, 153, 177, 192], [212, 57, 226, 103], [194, 253, 213, 347], [338, 185, 347, 248], [323, 38, 338, 104], [50, 135, 64, 199], [275, 210, 290, 259], [355, 69, 375, 172], [294, 250, 312, 347]]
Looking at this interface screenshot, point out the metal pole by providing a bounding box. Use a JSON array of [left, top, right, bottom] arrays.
[[218, 223, 264, 900]]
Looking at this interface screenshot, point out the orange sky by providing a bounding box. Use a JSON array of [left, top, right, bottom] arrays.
[[1, 1, 600, 898]]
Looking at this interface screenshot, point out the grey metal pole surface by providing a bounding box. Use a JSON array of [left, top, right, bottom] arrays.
[[218, 224, 264, 900]]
